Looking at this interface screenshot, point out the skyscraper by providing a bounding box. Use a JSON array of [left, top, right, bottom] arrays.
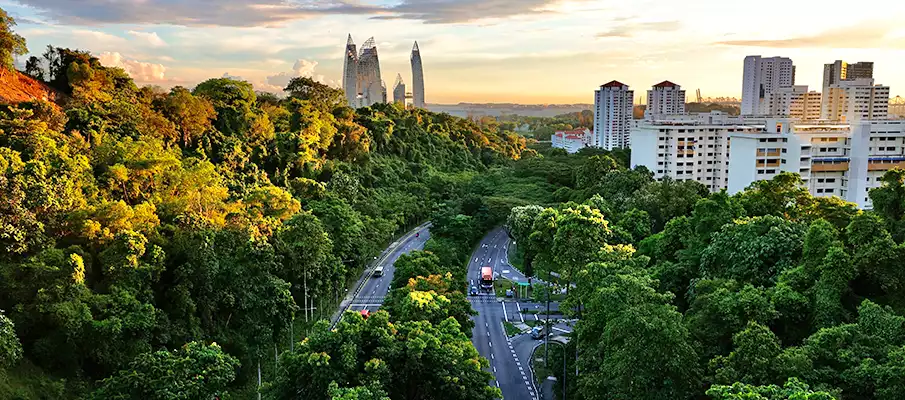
[[393, 74, 406, 106], [357, 37, 384, 108], [593, 81, 634, 150], [411, 41, 425, 109], [741, 56, 795, 116], [646, 81, 685, 119], [342, 35, 359, 107]]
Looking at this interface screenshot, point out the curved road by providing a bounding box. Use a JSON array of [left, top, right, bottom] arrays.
[[333, 224, 432, 326], [468, 228, 538, 400]]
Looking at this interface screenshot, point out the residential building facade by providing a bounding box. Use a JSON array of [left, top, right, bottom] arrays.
[[552, 129, 592, 154], [741, 56, 795, 116], [646, 81, 685, 119], [766, 85, 822, 120], [593, 81, 634, 150], [631, 116, 905, 209], [822, 78, 890, 121]]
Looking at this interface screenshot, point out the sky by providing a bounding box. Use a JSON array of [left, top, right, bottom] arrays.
[[3, 0, 904, 104]]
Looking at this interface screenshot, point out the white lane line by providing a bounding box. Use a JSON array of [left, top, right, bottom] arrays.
[[495, 380, 500, 387], [552, 327, 570, 333], [485, 323, 489, 328], [489, 341, 492, 348], [502, 302, 508, 322], [491, 354, 494, 360], [474, 258, 478, 262], [487, 332, 490, 337], [534, 314, 539, 321], [517, 303, 524, 323], [493, 366, 496, 372]]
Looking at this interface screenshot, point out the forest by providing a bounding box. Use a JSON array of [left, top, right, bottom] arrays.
[[6, 6, 905, 400]]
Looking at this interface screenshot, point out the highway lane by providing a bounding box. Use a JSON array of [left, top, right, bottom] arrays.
[[343, 225, 431, 315], [469, 228, 538, 400]]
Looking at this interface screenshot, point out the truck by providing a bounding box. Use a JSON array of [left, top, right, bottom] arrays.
[[480, 266, 493, 292]]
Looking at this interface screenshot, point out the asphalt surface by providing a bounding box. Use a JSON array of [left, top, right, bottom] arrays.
[[468, 228, 539, 400], [345, 226, 432, 313]]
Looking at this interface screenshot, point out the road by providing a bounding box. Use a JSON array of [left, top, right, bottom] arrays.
[[468, 228, 539, 400], [331, 224, 431, 325]]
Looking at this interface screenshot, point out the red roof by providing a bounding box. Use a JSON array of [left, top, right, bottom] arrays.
[[653, 80, 679, 88], [600, 80, 627, 88]]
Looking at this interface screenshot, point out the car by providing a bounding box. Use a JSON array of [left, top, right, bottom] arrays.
[[505, 289, 514, 298], [469, 286, 478, 296], [373, 266, 384, 277], [530, 325, 548, 340]]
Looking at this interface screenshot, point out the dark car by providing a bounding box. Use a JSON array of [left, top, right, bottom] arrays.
[[470, 286, 479, 296]]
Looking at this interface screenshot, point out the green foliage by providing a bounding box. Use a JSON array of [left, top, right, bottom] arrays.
[[90, 341, 239, 400], [0, 311, 22, 369], [0, 7, 27, 72], [706, 378, 834, 400], [266, 312, 499, 400]]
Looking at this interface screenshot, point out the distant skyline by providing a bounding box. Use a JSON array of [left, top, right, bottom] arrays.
[[3, 0, 904, 104]]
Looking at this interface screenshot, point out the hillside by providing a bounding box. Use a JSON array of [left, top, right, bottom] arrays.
[[0, 70, 60, 104]]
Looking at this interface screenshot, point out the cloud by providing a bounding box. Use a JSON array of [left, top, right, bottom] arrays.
[[14, 0, 381, 27], [97, 52, 168, 83], [597, 20, 680, 38], [261, 59, 336, 93], [127, 30, 167, 47], [716, 21, 901, 49], [14, 0, 584, 26]]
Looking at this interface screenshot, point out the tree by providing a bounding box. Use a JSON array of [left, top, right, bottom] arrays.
[[285, 76, 346, 110], [383, 273, 476, 334], [161, 86, 217, 147], [706, 378, 834, 400], [630, 177, 708, 232], [24, 55, 43, 79], [90, 341, 240, 400], [0, 310, 22, 369], [701, 216, 805, 286], [869, 168, 905, 242], [390, 251, 446, 290], [0, 7, 27, 73], [711, 322, 784, 386], [266, 312, 499, 400]]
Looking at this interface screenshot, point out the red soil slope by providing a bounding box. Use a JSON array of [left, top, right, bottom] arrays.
[[0, 70, 60, 104]]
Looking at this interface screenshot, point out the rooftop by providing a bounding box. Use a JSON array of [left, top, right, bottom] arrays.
[[653, 80, 679, 88], [600, 80, 627, 89]]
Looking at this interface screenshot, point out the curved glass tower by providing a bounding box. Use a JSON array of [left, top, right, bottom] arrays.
[[411, 41, 425, 109], [342, 34, 359, 107]]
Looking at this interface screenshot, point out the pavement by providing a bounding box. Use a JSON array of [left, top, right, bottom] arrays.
[[330, 224, 432, 326], [468, 228, 541, 400]]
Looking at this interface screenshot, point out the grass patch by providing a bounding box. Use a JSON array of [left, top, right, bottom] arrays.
[[524, 320, 541, 327], [503, 321, 523, 337], [494, 277, 532, 299], [531, 344, 554, 385]]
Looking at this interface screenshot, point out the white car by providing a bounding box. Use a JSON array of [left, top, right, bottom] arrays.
[[373, 266, 384, 277]]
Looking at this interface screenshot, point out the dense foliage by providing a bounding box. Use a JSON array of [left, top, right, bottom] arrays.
[[508, 150, 905, 400], [0, 16, 531, 397]]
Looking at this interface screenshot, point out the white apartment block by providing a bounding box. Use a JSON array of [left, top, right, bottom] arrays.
[[631, 115, 905, 209], [594, 80, 634, 150], [741, 56, 795, 116], [646, 81, 685, 119], [767, 85, 821, 120], [552, 129, 592, 154], [822, 78, 889, 122]]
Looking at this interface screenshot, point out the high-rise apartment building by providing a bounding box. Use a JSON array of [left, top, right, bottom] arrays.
[[741, 56, 795, 116], [646, 81, 685, 119], [821, 60, 877, 120], [823, 78, 889, 121], [593, 81, 634, 150], [632, 116, 905, 209], [766, 85, 822, 120], [411, 42, 425, 109], [393, 74, 406, 105]]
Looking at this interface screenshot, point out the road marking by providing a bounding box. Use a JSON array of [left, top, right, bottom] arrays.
[[518, 366, 523, 371], [553, 327, 570, 333], [491, 354, 494, 360], [502, 302, 508, 322], [487, 332, 490, 337], [517, 303, 524, 323], [534, 314, 539, 321], [495, 380, 499, 387], [485, 322, 489, 328], [474, 258, 478, 262], [489, 341, 492, 348], [493, 366, 496, 372]]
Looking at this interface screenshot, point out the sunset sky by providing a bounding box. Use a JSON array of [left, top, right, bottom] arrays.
[[4, 0, 904, 104]]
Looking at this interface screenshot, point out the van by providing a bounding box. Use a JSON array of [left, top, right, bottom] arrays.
[[531, 325, 549, 340], [373, 266, 384, 277]]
